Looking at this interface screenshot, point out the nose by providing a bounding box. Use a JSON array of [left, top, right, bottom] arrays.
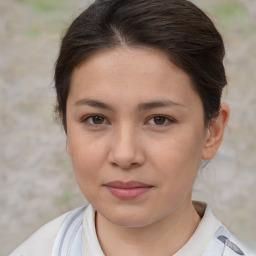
[[107, 126, 145, 170]]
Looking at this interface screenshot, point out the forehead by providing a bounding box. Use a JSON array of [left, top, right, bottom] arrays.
[[75, 47, 172, 73], [68, 46, 199, 109]]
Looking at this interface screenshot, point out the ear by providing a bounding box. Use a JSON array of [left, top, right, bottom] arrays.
[[66, 137, 71, 156], [201, 103, 230, 160]]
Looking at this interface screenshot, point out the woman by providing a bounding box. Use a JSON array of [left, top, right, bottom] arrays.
[[10, 0, 254, 255]]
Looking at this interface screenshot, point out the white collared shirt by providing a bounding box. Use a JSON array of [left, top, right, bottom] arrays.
[[9, 202, 255, 256]]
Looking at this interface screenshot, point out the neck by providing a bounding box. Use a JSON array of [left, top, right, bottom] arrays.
[[95, 199, 201, 256]]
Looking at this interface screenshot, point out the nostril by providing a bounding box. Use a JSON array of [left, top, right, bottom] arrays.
[[107, 135, 145, 169], [111, 155, 145, 169], [110, 161, 138, 170]]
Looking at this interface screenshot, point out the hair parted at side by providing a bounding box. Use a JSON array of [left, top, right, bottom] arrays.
[[54, 0, 227, 132]]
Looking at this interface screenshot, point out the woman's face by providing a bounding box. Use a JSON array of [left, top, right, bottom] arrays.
[[66, 47, 210, 227]]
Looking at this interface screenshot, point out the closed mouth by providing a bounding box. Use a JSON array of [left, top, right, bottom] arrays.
[[104, 180, 153, 199]]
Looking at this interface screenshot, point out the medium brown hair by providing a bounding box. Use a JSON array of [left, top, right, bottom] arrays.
[[55, 0, 226, 132]]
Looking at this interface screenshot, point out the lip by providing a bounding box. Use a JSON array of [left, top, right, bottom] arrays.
[[104, 181, 153, 200]]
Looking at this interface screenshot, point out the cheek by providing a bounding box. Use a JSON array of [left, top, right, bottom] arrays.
[[148, 130, 204, 182], [69, 145, 105, 202], [148, 134, 203, 209], [67, 136, 107, 186]]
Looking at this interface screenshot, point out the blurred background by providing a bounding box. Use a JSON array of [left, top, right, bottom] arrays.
[[1, 0, 255, 255]]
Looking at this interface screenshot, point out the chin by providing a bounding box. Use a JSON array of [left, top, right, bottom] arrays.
[[101, 206, 156, 228]]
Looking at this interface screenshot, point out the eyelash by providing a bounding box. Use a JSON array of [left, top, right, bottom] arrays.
[[147, 115, 175, 127], [81, 114, 175, 128], [81, 114, 109, 127]]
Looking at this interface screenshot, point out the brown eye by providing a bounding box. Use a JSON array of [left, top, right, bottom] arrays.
[[92, 115, 105, 124], [147, 115, 174, 127], [153, 116, 167, 125], [83, 115, 108, 126]]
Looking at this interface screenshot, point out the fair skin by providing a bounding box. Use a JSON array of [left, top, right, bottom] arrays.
[[66, 47, 229, 256]]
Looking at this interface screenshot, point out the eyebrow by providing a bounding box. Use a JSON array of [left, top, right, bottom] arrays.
[[137, 100, 186, 111], [74, 99, 186, 111], [75, 99, 114, 111]]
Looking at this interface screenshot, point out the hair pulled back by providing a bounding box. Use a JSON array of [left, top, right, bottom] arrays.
[[55, 0, 227, 132]]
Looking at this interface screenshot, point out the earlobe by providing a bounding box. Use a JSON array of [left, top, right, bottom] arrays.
[[201, 103, 230, 160]]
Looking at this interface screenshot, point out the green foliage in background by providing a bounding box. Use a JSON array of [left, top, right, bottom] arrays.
[[20, 0, 63, 13], [57, 187, 72, 206], [24, 27, 41, 36], [18, 0, 76, 35], [209, 0, 251, 33]]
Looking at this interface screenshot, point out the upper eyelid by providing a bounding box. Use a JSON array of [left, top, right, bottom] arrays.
[[82, 114, 105, 120], [147, 114, 175, 122], [146, 115, 176, 126], [81, 114, 109, 124], [81, 113, 107, 120]]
